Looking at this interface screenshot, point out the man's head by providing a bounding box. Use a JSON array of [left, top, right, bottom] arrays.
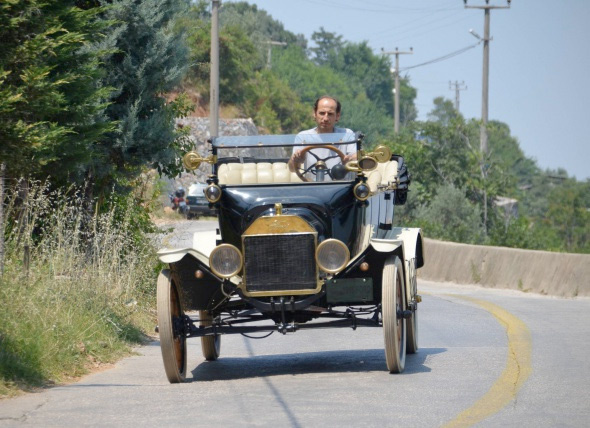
[[313, 96, 341, 133]]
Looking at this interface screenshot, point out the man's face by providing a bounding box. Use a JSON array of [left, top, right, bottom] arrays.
[[314, 98, 340, 133]]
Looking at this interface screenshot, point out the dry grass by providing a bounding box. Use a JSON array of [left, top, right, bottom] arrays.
[[0, 180, 160, 397]]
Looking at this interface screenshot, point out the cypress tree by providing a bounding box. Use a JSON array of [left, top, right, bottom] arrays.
[[94, 0, 192, 190], [0, 0, 115, 185]]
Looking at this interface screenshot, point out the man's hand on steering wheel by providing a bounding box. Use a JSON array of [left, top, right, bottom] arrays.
[[291, 144, 346, 182]]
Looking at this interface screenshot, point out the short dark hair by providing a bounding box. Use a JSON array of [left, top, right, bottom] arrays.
[[314, 95, 341, 114]]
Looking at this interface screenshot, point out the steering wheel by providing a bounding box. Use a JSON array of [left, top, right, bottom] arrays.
[[293, 144, 346, 182]]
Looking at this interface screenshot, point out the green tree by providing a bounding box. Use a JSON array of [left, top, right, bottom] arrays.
[[428, 96, 461, 126], [545, 181, 590, 253], [399, 75, 418, 126], [0, 0, 115, 185], [310, 27, 343, 66], [95, 0, 192, 190], [220, 1, 306, 68], [415, 183, 485, 244], [183, 21, 258, 105], [330, 41, 395, 115], [243, 70, 312, 134]]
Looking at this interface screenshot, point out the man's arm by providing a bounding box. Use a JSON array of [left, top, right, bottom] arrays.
[[343, 152, 357, 163], [288, 148, 305, 172]]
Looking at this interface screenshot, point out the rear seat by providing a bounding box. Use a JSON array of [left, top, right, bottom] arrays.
[[378, 160, 399, 187], [366, 160, 399, 193], [218, 162, 303, 185]]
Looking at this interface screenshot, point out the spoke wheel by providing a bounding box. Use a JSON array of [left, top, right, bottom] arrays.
[[200, 310, 221, 361], [406, 309, 419, 354], [406, 258, 419, 354], [294, 144, 345, 182], [382, 256, 407, 373], [157, 269, 187, 383]]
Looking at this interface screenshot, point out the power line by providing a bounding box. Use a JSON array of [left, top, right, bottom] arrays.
[[391, 13, 474, 43], [299, 0, 456, 14], [400, 41, 480, 71]]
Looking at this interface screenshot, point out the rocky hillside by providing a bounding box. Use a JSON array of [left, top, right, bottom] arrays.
[[170, 117, 258, 191]]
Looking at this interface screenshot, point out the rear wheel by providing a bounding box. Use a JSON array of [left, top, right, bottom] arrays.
[[157, 270, 187, 383], [406, 258, 419, 354], [200, 310, 220, 361], [382, 256, 406, 373], [406, 309, 419, 354]]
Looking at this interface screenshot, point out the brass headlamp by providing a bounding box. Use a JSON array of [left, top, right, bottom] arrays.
[[345, 145, 392, 173]]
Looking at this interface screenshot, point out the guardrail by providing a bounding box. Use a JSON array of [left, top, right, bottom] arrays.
[[418, 238, 590, 297]]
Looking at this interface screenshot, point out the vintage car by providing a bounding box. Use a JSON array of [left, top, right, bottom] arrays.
[[156, 132, 425, 383]]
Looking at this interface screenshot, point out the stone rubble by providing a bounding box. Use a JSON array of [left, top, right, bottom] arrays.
[[170, 117, 259, 192]]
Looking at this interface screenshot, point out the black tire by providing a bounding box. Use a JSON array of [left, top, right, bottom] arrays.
[[382, 256, 406, 373], [406, 259, 419, 354], [157, 269, 187, 383], [406, 309, 419, 354], [200, 310, 220, 361]]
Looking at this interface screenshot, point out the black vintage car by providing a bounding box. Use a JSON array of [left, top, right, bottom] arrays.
[[156, 132, 424, 383]]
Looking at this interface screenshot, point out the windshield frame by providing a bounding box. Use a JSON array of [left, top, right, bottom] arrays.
[[211, 132, 361, 149]]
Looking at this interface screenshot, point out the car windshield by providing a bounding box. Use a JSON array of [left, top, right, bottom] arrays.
[[212, 132, 358, 148], [188, 183, 206, 196], [213, 133, 359, 185]]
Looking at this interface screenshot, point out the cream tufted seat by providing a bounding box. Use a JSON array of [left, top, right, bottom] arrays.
[[366, 170, 382, 193], [378, 160, 399, 187], [218, 162, 303, 185]]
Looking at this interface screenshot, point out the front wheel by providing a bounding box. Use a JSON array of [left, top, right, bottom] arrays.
[[382, 256, 407, 373], [157, 269, 187, 383]]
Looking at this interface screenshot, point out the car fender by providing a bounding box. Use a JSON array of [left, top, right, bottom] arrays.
[[370, 227, 424, 304], [158, 230, 216, 263]]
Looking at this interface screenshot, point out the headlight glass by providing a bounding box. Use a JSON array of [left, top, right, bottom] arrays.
[[205, 184, 222, 203], [210, 244, 242, 278], [353, 182, 370, 201], [316, 239, 350, 273]]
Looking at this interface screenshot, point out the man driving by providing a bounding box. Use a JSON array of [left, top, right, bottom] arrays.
[[288, 96, 357, 181]]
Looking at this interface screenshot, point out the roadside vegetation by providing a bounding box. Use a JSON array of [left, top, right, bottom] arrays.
[[1, 0, 589, 396], [0, 179, 161, 397]]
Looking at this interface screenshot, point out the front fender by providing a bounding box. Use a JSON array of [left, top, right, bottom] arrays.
[[369, 227, 424, 304], [157, 230, 227, 311]]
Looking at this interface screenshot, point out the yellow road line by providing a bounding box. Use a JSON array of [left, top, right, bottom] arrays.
[[443, 295, 533, 428]]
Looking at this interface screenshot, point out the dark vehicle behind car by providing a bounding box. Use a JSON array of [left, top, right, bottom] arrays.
[[185, 183, 215, 219]]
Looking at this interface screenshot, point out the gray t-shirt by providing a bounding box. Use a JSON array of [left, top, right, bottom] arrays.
[[294, 127, 356, 181]]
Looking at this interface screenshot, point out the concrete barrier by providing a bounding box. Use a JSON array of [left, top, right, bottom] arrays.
[[418, 238, 590, 297]]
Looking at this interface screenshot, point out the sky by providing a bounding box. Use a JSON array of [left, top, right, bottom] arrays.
[[226, 0, 590, 181]]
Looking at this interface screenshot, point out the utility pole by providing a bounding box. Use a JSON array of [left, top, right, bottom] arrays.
[[449, 80, 467, 112], [264, 41, 287, 69], [464, 0, 510, 154], [382, 47, 413, 134], [210, 0, 220, 138], [464, 0, 510, 234]]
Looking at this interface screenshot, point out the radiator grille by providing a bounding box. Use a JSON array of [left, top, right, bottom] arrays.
[[243, 234, 316, 292]]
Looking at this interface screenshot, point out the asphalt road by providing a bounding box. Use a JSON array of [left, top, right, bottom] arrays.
[[1, 220, 589, 427]]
